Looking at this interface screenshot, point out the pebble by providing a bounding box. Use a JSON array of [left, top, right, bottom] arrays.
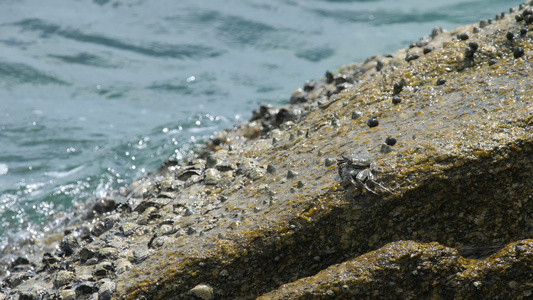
[[514, 47, 525, 59], [393, 82, 403, 95], [324, 158, 336, 167], [351, 111, 363, 120], [506, 31, 515, 41], [189, 284, 214, 300], [488, 58, 498, 66], [266, 164, 276, 173], [423, 47, 433, 54], [436, 78, 446, 86], [468, 41, 479, 52], [405, 53, 420, 62], [465, 47, 476, 58], [366, 118, 379, 128], [385, 137, 397, 146], [287, 170, 299, 179], [458, 32, 470, 40], [392, 95, 401, 104], [249, 167, 266, 180]]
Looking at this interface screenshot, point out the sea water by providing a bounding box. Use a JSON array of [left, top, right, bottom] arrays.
[[0, 0, 522, 254]]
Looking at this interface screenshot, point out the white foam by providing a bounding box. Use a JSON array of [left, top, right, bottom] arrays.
[[0, 164, 8, 175], [44, 165, 85, 178]]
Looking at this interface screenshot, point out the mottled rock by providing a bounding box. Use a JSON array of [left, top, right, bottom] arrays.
[[54, 270, 74, 288], [6, 3, 533, 300], [204, 168, 221, 185]]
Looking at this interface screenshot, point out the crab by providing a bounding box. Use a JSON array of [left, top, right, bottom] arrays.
[[337, 153, 392, 195]]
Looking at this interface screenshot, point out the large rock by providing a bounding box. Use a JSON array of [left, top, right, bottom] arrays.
[[4, 2, 533, 299]]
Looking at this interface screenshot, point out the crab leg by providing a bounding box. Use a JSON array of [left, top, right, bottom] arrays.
[[356, 178, 379, 195], [369, 179, 393, 193]]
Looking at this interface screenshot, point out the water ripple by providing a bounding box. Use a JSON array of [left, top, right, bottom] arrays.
[[12, 18, 225, 60]]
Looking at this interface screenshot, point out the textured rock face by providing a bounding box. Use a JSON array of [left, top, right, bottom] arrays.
[[3, 2, 533, 299]]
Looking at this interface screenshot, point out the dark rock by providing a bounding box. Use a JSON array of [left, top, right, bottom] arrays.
[[335, 82, 351, 93], [464, 47, 475, 58], [333, 74, 353, 85], [423, 47, 433, 54], [303, 80, 317, 92], [514, 47, 525, 59], [5, 272, 33, 288], [393, 82, 403, 95], [324, 71, 334, 84], [91, 197, 117, 215], [12, 257, 30, 268], [75, 281, 98, 296], [457, 32, 469, 40], [385, 137, 397, 146], [436, 78, 446, 85], [405, 53, 420, 62], [78, 247, 97, 264], [59, 234, 79, 256], [392, 95, 401, 104], [431, 26, 445, 38], [468, 41, 479, 52], [91, 218, 114, 237], [366, 117, 379, 128]]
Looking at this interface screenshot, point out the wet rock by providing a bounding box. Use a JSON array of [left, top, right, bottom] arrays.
[[204, 168, 221, 185], [115, 259, 133, 275], [90, 197, 117, 216], [74, 281, 98, 296], [93, 261, 114, 278], [59, 289, 77, 300], [5, 272, 32, 288], [289, 88, 307, 104], [59, 234, 80, 256], [78, 247, 96, 264], [98, 279, 116, 300], [91, 218, 114, 237], [249, 167, 266, 180], [303, 80, 317, 92], [54, 270, 74, 288], [7, 3, 533, 300]]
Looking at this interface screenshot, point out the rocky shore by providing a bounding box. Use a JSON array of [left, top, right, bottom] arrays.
[[2, 2, 533, 299]]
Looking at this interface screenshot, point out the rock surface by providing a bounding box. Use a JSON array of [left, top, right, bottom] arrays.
[[2, 2, 533, 299]]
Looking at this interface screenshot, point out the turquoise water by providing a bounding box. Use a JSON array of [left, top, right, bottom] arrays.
[[0, 0, 522, 251]]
